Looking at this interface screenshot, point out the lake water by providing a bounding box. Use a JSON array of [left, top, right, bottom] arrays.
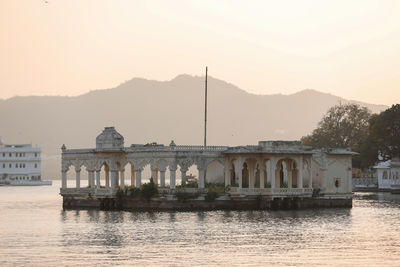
[[0, 181, 399, 266]]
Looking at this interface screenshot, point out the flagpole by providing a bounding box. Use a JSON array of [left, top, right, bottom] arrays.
[[204, 66, 208, 147]]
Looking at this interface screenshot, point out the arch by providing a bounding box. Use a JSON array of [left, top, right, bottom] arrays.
[[98, 161, 110, 188], [275, 158, 300, 188]]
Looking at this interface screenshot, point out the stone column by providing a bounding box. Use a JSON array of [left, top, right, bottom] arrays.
[[260, 164, 265, 189], [151, 166, 157, 184], [224, 160, 231, 186], [131, 167, 135, 187], [298, 158, 303, 189], [160, 169, 166, 187], [269, 160, 275, 189], [120, 169, 125, 189], [287, 166, 292, 188], [198, 167, 205, 189], [170, 167, 177, 189], [88, 171, 95, 188], [61, 170, 67, 189], [135, 168, 142, 187], [248, 165, 255, 188], [283, 162, 288, 187], [105, 169, 110, 188], [75, 168, 81, 188], [309, 164, 313, 188], [181, 168, 187, 184], [238, 165, 243, 189], [111, 170, 117, 188], [115, 170, 119, 187], [95, 170, 100, 189]]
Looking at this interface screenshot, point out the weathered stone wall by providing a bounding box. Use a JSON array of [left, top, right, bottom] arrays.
[[62, 196, 352, 211]]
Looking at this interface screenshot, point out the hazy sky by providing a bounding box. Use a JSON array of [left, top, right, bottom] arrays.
[[1, 0, 400, 105]]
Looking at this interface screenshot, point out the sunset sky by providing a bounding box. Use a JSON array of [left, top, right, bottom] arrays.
[[1, 0, 400, 105]]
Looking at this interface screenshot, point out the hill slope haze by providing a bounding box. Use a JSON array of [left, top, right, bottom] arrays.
[[0, 75, 387, 178]]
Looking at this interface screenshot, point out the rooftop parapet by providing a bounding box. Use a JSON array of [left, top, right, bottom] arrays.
[[258, 141, 312, 150], [316, 147, 358, 155]]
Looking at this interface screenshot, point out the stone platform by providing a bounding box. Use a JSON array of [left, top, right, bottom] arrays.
[[62, 194, 352, 211]]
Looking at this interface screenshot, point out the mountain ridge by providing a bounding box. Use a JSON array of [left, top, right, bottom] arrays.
[[0, 74, 387, 179], [1, 75, 388, 110]]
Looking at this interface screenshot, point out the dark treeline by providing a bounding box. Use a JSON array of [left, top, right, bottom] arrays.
[[302, 103, 400, 169]]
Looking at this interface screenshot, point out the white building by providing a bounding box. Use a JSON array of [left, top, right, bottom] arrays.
[[60, 127, 355, 200], [0, 138, 42, 182], [374, 158, 400, 191]]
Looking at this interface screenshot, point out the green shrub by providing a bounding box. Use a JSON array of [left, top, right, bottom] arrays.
[[264, 182, 271, 188], [141, 178, 158, 200], [206, 183, 225, 194], [116, 189, 125, 200], [176, 180, 198, 188], [116, 179, 158, 200], [280, 182, 288, 188], [128, 187, 142, 198]]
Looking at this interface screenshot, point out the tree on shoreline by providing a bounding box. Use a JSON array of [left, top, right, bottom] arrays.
[[367, 104, 400, 161], [301, 103, 372, 168], [302, 103, 400, 169]]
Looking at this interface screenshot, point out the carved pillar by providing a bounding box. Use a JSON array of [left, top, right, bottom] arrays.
[[115, 169, 119, 187], [170, 165, 177, 189], [111, 170, 117, 188], [298, 158, 303, 189], [159, 169, 166, 187], [181, 168, 188, 185], [259, 162, 265, 189], [95, 170, 100, 189], [248, 163, 255, 189], [61, 170, 67, 189], [269, 159, 275, 189], [75, 168, 81, 188], [224, 159, 231, 186], [151, 166, 157, 184], [88, 170, 95, 188], [198, 167, 205, 189], [135, 168, 142, 187], [283, 162, 288, 187], [238, 158, 243, 189], [120, 169, 125, 189]]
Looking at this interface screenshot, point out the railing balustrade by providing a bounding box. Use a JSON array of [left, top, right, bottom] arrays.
[[228, 187, 313, 196]]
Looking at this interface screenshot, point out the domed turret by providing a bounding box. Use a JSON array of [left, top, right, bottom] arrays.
[[96, 127, 124, 150]]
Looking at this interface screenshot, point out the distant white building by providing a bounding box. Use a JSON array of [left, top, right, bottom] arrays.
[[0, 138, 42, 183], [374, 158, 400, 191]]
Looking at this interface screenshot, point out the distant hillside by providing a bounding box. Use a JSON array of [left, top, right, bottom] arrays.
[[0, 75, 387, 179]]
